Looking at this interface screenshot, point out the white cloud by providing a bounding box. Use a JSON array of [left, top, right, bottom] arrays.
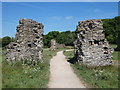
[[65, 16, 73, 20]]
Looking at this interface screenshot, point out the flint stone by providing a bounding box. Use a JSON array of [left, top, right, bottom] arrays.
[[74, 19, 113, 67], [6, 19, 44, 62], [50, 39, 57, 51]]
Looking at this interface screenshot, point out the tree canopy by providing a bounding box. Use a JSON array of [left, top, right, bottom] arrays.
[[102, 16, 120, 44], [2, 36, 12, 47], [43, 31, 77, 47], [2, 16, 120, 48]]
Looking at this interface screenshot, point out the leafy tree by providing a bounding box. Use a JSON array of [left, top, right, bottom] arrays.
[[106, 35, 115, 44], [56, 31, 76, 46], [11, 37, 15, 42], [102, 16, 120, 44], [43, 35, 51, 48], [43, 31, 59, 47], [114, 16, 120, 51], [0, 38, 2, 47], [115, 31, 120, 51], [2, 36, 12, 47], [43, 30, 77, 47], [47, 31, 59, 39]]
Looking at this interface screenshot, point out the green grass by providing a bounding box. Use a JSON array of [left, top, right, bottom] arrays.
[[110, 44, 117, 49], [110, 44, 120, 60], [2, 48, 65, 88], [112, 51, 120, 60], [64, 50, 119, 88]]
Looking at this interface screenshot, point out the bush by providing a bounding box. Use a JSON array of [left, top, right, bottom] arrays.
[[102, 16, 120, 44], [43, 31, 77, 47], [2, 36, 12, 47], [106, 35, 115, 44]]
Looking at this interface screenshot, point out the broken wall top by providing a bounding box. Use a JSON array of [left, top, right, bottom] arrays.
[[76, 19, 105, 41], [6, 19, 44, 62], [74, 19, 113, 66]]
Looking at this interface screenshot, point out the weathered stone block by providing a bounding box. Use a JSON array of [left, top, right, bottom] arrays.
[[6, 19, 44, 62], [74, 19, 113, 67], [50, 39, 56, 51]]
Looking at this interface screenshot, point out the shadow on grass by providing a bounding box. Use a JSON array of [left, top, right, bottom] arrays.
[[67, 56, 119, 69], [67, 56, 78, 64]]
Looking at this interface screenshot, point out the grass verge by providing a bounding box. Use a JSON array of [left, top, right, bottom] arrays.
[[2, 48, 64, 88], [112, 51, 120, 60], [110, 44, 120, 60], [64, 50, 119, 88]]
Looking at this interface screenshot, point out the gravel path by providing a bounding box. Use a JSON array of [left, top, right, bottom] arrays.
[[48, 51, 86, 88]]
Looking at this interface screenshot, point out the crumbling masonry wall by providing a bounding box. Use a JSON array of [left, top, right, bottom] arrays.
[[6, 19, 44, 62], [74, 19, 113, 66], [50, 39, 57, 51], [50, 39, 66, 51]]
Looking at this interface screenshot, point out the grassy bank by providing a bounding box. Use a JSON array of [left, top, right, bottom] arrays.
[[2, 48, 63, 88], [112, 51, 120, 60], [110, 44, 120, 60], [64, 50, 119, 88]]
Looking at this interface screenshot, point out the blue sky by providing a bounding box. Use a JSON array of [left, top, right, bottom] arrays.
[[2, 2, 118, 37]]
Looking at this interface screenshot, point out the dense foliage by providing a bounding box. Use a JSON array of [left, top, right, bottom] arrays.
[[0, 38, 2, 47], [102, 16, 120, 44], [43, 31, 60, 47], [43, 31, 77, 47], [56, 31, 77, 46], [2, 36, 12, 47], [1, 16, 120, 47], [43, 16, 120, 47], [1, 36, 15, 47]]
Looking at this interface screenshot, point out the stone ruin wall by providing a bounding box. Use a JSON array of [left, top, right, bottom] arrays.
[[6, 19, 44, 62], [50, 39, 57, 51], [56, 44, 66, 49], [50, 39, 66, 51], [74, 19, 113, 66]]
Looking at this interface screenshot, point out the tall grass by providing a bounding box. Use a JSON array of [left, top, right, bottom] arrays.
[[110, 44, 120, 60], [2, 48, 57, 88], [64, 50, 119, 88]]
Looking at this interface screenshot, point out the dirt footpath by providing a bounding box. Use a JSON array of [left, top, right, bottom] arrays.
[[48, 51, 86, 88]]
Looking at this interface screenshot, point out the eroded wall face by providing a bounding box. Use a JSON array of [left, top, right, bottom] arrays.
[[74, 19, 113, 66], [50, 39, 56, 51], [6, 19, 44, 62]]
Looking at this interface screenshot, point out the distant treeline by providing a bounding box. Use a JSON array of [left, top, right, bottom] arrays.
[[1, 16, 120, 48], [43, 31, 77, 47], [44, 16, 120, 47], [102, 16, 120, 44]]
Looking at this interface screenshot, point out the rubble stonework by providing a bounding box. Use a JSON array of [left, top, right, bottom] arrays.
[[50, 39, 57, 51], [74, 19, 113, 66], [56, 44, 66, 49], [6, 19, 44, 62]]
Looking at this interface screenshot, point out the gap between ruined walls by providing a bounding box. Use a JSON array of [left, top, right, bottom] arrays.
[[6, 18, 114, 67]]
